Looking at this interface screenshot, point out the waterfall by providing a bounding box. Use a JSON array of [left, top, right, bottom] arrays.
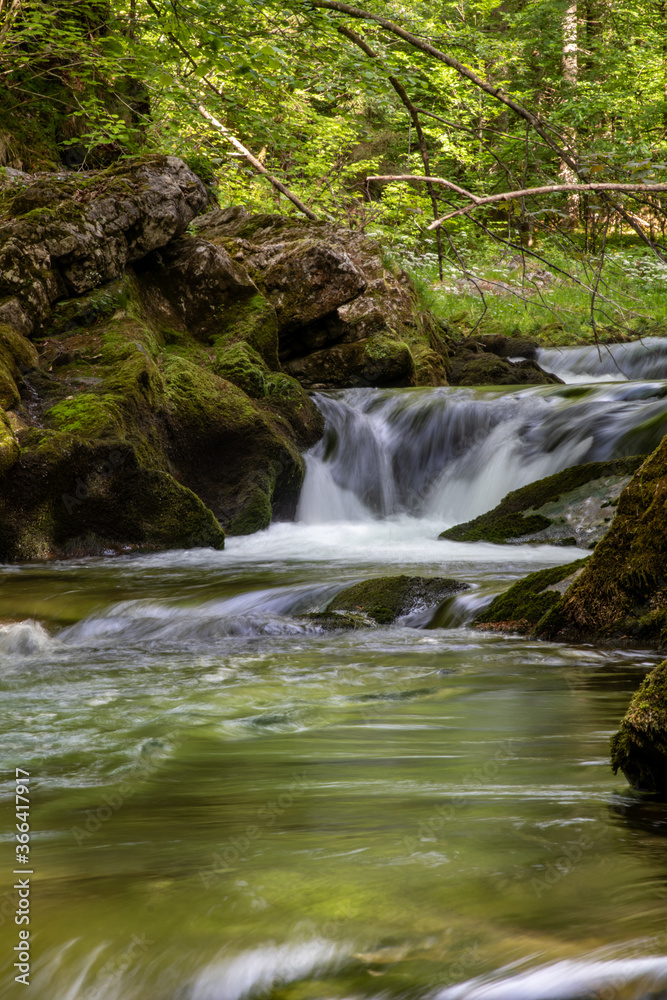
[[297, 382, 667, 528], [538, 336, 667, 383]]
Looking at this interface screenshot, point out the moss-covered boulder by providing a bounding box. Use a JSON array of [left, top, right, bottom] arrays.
[[285, 336, 416, 389], [0, 436, 225, 560], [536, 436, 667, 646], [192, 206, 449, 389], [441, 457, 644, 547], [611, 662, 667, 794], [327, 575, 469, 624], [473, 559, 587, 634]]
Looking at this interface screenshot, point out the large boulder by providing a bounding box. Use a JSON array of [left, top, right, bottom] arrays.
[[441, 457, 644, 547], [0, 155, 208, 335], [611, 662, 667, 794], [191, 207, 448, 389]]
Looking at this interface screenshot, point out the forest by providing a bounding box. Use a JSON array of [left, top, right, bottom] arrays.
[[4, 3, 667, 1000], [2, 0, 667, 338]]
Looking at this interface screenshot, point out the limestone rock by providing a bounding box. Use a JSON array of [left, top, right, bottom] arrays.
[[0, 155, 208, 334], [441, 457, 644, 547]]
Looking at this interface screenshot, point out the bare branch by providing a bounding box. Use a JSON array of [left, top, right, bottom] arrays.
[[196, 105, 318, 220]]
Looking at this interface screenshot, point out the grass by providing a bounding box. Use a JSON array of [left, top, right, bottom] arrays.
[[384, 228, 667, 346]]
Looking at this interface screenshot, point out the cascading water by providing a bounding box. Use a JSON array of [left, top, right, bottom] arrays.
[[5, 351, 667, 1000], [538, 335, 667, 382], [297, 381, 667, 527]]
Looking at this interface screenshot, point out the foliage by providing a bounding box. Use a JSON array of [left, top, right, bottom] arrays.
[[1, 0, 666, 335]]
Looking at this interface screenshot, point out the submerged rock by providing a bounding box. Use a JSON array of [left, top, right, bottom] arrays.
[[327, 575, 469, 625], [473, 559, 587, 634], [441, 456, 644, 547], [611, 662, 667, 794]]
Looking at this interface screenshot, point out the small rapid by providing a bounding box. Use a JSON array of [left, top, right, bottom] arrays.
[[538, 335, 667, 383], [297, 381, 667, 526]]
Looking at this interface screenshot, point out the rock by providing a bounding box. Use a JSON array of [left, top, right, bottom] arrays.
[[192, 206, 448, 388], [327, 574, 469, 624], [473, 559, 588, 634], [448, 349, 562, 386], [132, 236, 258, 342], [301, 611, 369, 630], [0, 155, 208, 335], [441, 456, 644, 546], [477, 334, 538, 359], [285, 336, 416, 389], [0, 437, 225, 561], [537, 436, 667, 646], [611, 661, 667, 794], [0, 322, 39, 408]]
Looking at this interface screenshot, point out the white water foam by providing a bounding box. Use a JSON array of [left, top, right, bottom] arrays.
[[435, 952, 667, 999], [189, 939, 346, 1000], [0, 620, 54, 657], [538, 336, 667, 383]]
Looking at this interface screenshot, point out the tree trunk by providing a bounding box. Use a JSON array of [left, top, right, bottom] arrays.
[[560, 2, 579, 222]]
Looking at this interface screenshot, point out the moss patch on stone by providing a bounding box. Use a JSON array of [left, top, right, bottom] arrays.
[[441, 456, 645, 545], [327, 575, 469, 624], [537, 437, 667, 646], [610, 661, 667, 794], [474, 559, 587, 633]]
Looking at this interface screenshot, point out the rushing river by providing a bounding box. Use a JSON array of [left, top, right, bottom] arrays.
[[4, 341, 667, 999]]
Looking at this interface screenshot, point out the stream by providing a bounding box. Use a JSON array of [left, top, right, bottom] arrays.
[[3, 340, 667, 999]]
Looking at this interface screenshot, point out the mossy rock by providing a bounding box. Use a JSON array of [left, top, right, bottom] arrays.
[[212, 341, 268, 398], [441, 456, 644, 546], [0, 435, 224, 560], [301, 611, 370, 631], [537, 437, 667, 646], [0, 322, 39, 408], [611, 661, 667, 794], [285, 335, 415, 389], [327, 575, 469, 624], [0, 410, 19, 475], [473, 559, 588, 634], [449, 352, 562, 386]]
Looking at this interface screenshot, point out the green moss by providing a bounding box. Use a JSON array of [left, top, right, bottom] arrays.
[[442, 457, 644, 543], [327, 575, 467, 624], [45, 393, 123, 438], [537, 437, 667, 645], [474, 559, 587, 632], [610, 661, 667, 794], [225, 483, 273, 536], [0, 322, 39, 407], [0, 411, 19, 475], [214, 293, 280, 369], [212, 341, 268, 398]]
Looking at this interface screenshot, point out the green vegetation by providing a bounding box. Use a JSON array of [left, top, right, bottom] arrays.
[[2, 0, 666, 343], [474, 559, 587, 633]]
